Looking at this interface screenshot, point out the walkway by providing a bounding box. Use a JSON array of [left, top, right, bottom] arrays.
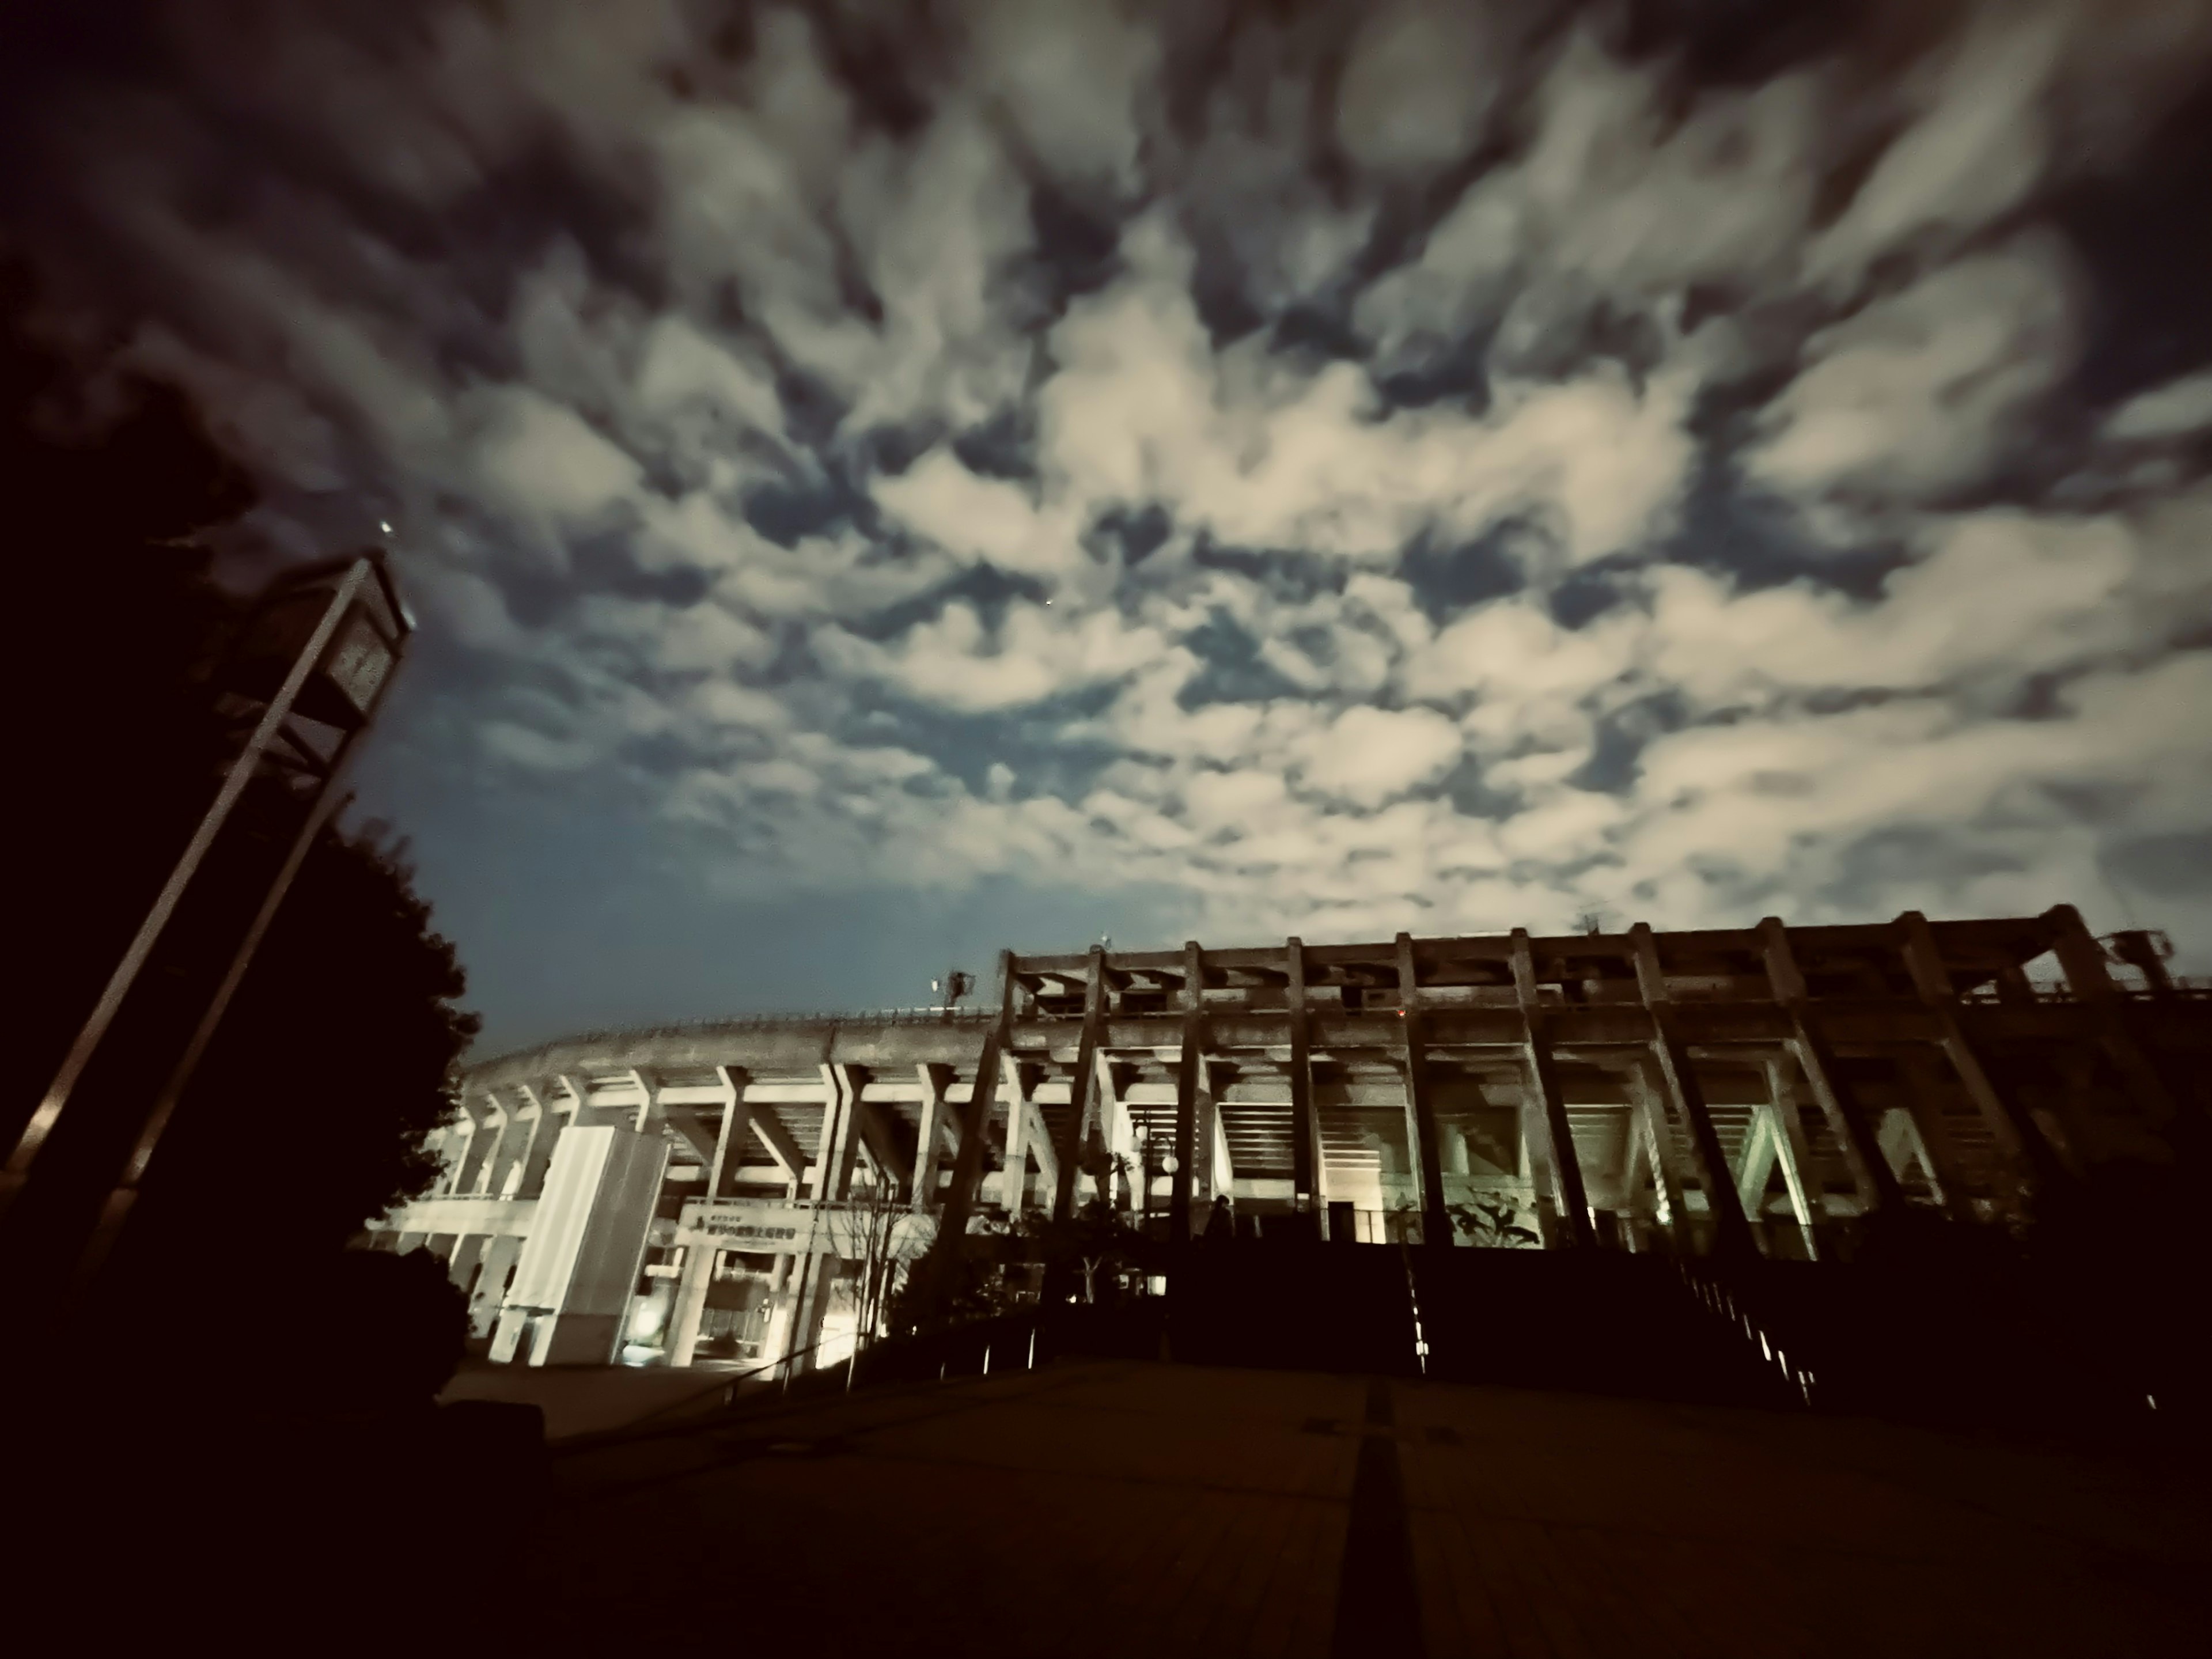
[[507, 1359, 2209, 1656]]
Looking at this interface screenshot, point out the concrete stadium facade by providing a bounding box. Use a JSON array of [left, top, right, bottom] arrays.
[[362, 904, 2208, 1378]]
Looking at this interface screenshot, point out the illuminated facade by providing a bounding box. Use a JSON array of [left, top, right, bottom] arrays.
[[362, 904, 2207, 1376]]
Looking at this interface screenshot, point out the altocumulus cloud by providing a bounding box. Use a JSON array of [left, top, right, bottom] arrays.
[[11, 0, 2212, 974]]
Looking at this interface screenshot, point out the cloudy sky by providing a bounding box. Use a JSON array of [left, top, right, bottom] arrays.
[[7, 0, 2211, 1052]]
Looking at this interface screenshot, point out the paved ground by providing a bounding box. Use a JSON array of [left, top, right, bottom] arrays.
[[503, 1359, 2209, 1657], [438, 1353, 760, 1438]]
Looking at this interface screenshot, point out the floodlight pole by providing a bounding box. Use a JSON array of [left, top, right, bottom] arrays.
[[0, 552, 412, 1330]]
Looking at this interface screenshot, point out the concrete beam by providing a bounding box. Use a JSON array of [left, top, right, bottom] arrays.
[[749, 1109, 806, 1183]]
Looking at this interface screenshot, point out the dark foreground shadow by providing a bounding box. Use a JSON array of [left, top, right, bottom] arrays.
[[17, 1250, 552, 1649]]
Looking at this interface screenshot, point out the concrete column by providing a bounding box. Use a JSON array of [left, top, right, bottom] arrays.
[[707, 1066, 749, 1202], [1510, 930, 1593, 1248], [1051, 946, 1108, 1221], [1893, 1050, 1983, 1219], [912, 1063, 953, 1213], [444, 1100, 488, 1195], [1630, 925, 1756, 1261], [667, 1238, 718, 1368], [1170, 941, 1207, 1245], [1627, 1057, 1692, 1252], [1895, 911, 2052, 1199], [914, 953, 1015, 1325], [1758, 916, 1902, 1215], [815, 1063, 863, 1203], [467, 1235, 524, 1337], [1207, 1066, 1234, 1203], [467, 1099, 513, 1195], [1516, 1090, 1560, 1249], [1002, 1063, 1032, 1216], [512, 1085, 563, 1199], [1760, 1057, 1826, 1260], [446, 1233, 489, 1295], [1286, 938, 1323, 1225], [2045, 904, 2181, 1126], [1396, 933, 1451, 1249], [784, 1247, 836, 1378]]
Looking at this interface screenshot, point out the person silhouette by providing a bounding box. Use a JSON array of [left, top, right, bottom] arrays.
[[1205, 1194, 1237, 1244]]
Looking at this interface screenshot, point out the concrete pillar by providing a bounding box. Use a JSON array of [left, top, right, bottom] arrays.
[[1511, 930, 1594, 1248], [1895, 1050, 1984, 1221], [784, 1248, 836, 1378], [468, 1235, 524, 1337], [1516, 1089, 1561, 1249], [1286, 938, 1323, 1225], [1002, 1063, 1032, 1217], [512, 1086, 563, 1199], [1760, 1057, 1826, 1261], [446, 1233, 489, 1296], [667, 1239, 718, 1368], [913, 1063, 953, 1213], [1628, 1057, 1692, 1252], [815, 1063, 863, 1203], [2045, 904, 2181, 1126], [1630, 925, 1757, 1261], [1895, 911, 2053, 1199], [1758, 916, 1903, 1216], [1396, 933, 1452, 1249], [1171, 942, 1207, 1245], [1051, 946, 1108, 1222]]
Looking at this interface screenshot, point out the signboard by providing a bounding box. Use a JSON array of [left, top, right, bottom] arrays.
[[680, 1199, 936, 1258]]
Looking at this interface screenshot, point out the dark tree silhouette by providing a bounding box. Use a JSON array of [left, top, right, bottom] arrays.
[[0, 263, 474, 1316]]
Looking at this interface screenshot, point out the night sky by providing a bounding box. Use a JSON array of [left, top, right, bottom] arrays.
[[6, 1, 2210, 1055]]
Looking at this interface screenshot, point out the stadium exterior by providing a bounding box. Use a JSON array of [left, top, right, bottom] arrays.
[[362, 905, 2207, 1378]]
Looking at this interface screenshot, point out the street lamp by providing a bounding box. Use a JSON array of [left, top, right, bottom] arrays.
[[0, 552, 412, 1323]]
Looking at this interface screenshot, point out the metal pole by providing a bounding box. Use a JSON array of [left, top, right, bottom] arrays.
[[72, 631, 405, 1297], [4, 562, 370, 1186]]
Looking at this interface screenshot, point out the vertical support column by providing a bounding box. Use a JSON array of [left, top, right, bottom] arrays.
[[707, 1066, 749, 1203], [1894, 911, 2053, 1199], [1758, 916, 1902, 1215], [1630, 925, 1756, 1261], [1516, 1090, 1560, 1249], [512, 1085, 562, 1199], [916, 952, 1014, 1323], [1286, 938, 1324, 1232], [1627, 1056, 1692, 1253], [1051, 946, 1108, 1221], [1893, 1050, 1984, 1219], [2046, 904, 2181, 1125], [1002, 1063, 1033, 1217], [667, 1238, 717, 1368], [783, 1244, 835, 1379], [815, 1063, 863, 1203], [1395, 933, 1451, 1249], [912, 1063, 953, 1214], [445, 1098, 488, 1196], [1761, 1056, 1825, 1261], [1170, 941, 1206, 1245], [1205, 1064, 1234, 1204], [627, 1068, 662, 1135], [1510, 930, 1593, 1248]]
